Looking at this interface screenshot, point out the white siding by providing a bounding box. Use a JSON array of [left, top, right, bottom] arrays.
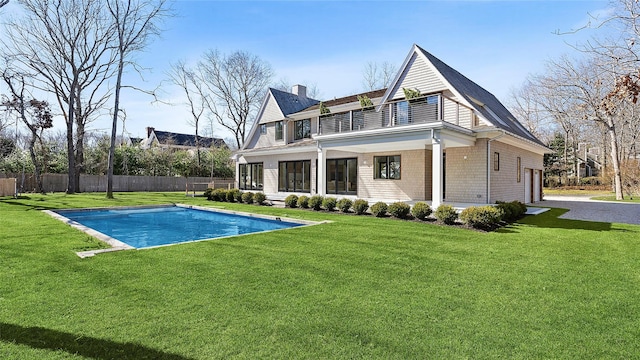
[[390, 53, 447, 100], [258, 93, 284, 124]]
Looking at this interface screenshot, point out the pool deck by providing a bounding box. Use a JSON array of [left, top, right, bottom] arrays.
[[44, 204, 327, 258]]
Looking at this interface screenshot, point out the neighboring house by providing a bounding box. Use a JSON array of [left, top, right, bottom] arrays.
[[141, 127, 227, 150], [235, 44, 549, 206]]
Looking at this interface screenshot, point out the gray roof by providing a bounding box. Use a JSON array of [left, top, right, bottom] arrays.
[[416, 45, 545, 146], [270, 88, 319, 116], [154, 130, 227, 148]]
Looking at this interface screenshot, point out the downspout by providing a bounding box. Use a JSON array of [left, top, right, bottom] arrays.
[[486, 130, 506, 204]]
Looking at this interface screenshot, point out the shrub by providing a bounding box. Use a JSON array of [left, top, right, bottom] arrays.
[[284, 194, 299, 208], [322, 197, 337, 211], [411, 202, 432, 220], [226, 188, 240, 202], [308, 195, 324, 211], [204, 188, 213, 199], [336, 198, 353, 213], [352, 199, 369, 215], [370, 202, 388, 217], [253, 192, 266, 205], [496, 201, 527, 222], [434, 204, 458, 225], [241, 191, 254, 204], [210, 188, 228, 202], [388, 202, 411, 219], [460, 206, 503, 230], [297, 195, 309, 209]]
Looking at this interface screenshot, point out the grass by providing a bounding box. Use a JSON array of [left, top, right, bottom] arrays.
[[1, 192, 640, 359]]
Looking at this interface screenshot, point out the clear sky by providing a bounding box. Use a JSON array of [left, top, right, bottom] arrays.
[[2, 0, 614, 143]]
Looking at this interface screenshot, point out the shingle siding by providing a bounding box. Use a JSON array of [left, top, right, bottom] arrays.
[[444, 139, 488, 203], [489, 141, 543, 203], [390, 53, 446, 100], [358, 149, 427, 201]]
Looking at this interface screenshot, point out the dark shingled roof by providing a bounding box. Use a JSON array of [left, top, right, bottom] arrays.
[[270, 88, 320, 115], [415, 45, 544, 146], [153, 130, 227, 148], [303, 88, 387, 111]]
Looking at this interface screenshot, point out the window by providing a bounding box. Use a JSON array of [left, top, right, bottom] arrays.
[[294, 119, 311, 140], [278, 160, 310, 192], [260, 124, 267, 135], [275, 121, 283, 140], [326, 158, 357, 195], [374, 156, 401, 179], [394, 101, 409, 125], [239, 163, 263, 190], [517, 157, 521, 182], [494, 152, 500, 171]]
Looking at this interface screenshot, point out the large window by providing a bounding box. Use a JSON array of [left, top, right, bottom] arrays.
[[374, 155, 401, 179], [278, 160, 311, 192], [326, 158, 357, 195], [275, 121, 283, 140], [294, 119, 311, 140], [239, 163, 263, 190]]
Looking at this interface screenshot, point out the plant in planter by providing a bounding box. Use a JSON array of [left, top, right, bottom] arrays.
[[357, 95, 374, 111], [319, 101, 331, 116], [402, 87, 423, 103]]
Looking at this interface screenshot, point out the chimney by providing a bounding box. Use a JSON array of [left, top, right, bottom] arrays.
[[146, 127, 155, 138], [292, 84, 306, 98]]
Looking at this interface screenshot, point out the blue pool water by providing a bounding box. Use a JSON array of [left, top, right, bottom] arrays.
[[56, 206, 302, 249]]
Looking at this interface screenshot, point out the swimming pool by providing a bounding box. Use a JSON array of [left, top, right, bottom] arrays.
[[48, 205, 315, 256]]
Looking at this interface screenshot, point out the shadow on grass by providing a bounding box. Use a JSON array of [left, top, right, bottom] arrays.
[[0, 198, 59, 211], [501, 208, 636, 233], [0, 322, 193, 360]]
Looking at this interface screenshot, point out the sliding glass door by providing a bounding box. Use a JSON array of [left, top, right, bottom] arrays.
[[326, 158, 357, 195]]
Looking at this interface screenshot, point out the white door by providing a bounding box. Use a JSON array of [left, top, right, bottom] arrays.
[[524, 169, 532, 203], [533, 170, 541, 202]]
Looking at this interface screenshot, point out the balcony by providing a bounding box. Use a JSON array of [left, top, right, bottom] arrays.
[[318, 95, 441, 136]]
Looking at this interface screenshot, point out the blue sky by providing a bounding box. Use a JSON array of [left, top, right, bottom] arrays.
[[3, 0, 614, 141]]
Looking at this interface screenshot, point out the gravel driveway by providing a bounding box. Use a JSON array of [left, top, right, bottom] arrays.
[[539, 195, 640, 225]]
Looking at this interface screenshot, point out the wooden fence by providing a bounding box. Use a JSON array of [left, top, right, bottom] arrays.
[[0, 178, 16, 197], [0, 173, 234, 193]]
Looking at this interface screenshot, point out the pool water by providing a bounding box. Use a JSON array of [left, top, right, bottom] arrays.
[[56, 206, 302, 249]]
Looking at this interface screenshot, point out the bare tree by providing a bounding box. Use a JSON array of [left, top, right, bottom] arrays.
[[105, 0, 169, 199], [2, 0, 116, 193], [168, 60, 206, 169], [1, 68, 52, 193], [197, 50, 274, 149], [362, 61, 397, 91]]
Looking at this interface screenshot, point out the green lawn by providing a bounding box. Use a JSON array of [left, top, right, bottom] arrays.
[[1, 193, 639, 359]]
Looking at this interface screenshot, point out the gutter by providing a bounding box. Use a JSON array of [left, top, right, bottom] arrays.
[[486, 130, 506, 204]]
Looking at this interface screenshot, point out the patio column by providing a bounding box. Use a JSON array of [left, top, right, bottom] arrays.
[[317, 147, 326, 196], [432, 137, 443, 208]]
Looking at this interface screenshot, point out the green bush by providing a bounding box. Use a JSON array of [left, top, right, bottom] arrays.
[[460, 206, 503, 230], [241, 192, 254, 204], [226, 188, 241, 202], [496, 201, 527, 222], [297, 195, 309, 209], [434, 204, 458, 225], [308, 195, 324, 211], [204, 188, 213, 199], [210, 188, 228, 202], [388, 202, 411, 219], [322, 197, 337, 211], [411, 202, 432, 220], [253, 192, 266, 205], [284, 194, 299, 208], [352, 199, 369, 215], [370, 202, 388, 217], [336, 198, 353, 213]]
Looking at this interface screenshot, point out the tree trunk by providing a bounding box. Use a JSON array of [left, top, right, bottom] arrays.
[[607, 118, 624, 200], [27, 131, 45, 194], [66, 93, 76, 194], [107, 58, 124, 199], [74, 118, 85, 193]]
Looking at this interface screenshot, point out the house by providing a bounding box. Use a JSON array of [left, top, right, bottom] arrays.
[[234, 44, 549, 206], [141, 127, 227, 151]]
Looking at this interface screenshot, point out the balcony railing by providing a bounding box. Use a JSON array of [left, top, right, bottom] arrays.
[[318, 95, 441, 136]]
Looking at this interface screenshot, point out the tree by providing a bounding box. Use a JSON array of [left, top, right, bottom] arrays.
[[105, 0, 169, 199], [362, 61, 397, 91], [2, 0, 117, 193], [1, 69, 52, 193], [197, 50, 273, 149]]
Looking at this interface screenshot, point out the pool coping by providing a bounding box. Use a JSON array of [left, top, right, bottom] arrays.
[[44, 204, 327, 258]]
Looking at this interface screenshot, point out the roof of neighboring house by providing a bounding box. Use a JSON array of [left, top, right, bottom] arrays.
[[270, 88, 320, 115], [303, 88, 387, 111], [153, 130, 227, 148], [414, 45, 544, 146], [129, 137, 143, 145]]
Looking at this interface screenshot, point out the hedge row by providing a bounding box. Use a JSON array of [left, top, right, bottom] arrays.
[[204, 188, 267, 205]]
